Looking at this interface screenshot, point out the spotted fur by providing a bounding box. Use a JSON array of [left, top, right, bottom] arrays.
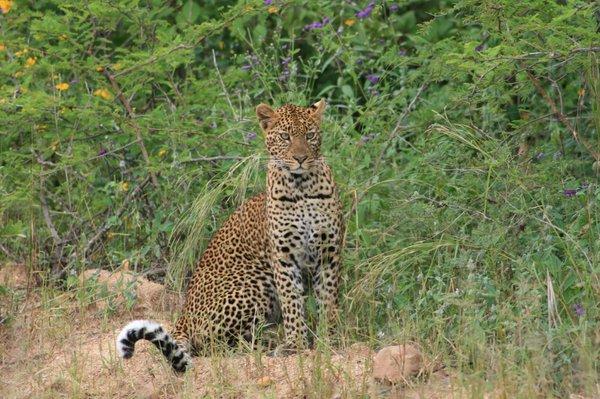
[[116, 100, 343, 371]]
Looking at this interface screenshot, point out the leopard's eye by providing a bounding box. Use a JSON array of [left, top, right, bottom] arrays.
[[306, 131, 316, 139], [280, 132, 290, 140]]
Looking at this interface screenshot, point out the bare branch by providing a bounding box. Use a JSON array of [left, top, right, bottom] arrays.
[[374, 83, 428, 172], [82, 176, 151, 258], [212, 49, 239, 121], [520, 61, 600, 162], [346, 84, 428, 219], [103, 70, 159, 187], [0, 243, 17, 261], [177, 155, 245, 164], [113, 7, 258, 78]]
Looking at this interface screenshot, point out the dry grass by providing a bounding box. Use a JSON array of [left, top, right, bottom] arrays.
[[1, 264, 595, 398], [0, 264, 461, 398]]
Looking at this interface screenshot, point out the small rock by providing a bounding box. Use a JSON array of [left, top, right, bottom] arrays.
[[372, 344, 423, 384], [256, 375, 273, 388]]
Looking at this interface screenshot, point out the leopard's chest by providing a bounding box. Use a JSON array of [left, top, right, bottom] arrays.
[[269, 197, 338, 271]]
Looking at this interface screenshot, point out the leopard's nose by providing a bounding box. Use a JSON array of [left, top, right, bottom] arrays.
[[293, 155, 307, 164]]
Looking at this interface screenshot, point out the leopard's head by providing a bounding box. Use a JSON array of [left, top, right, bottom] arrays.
[[256, 100, 326, 174]]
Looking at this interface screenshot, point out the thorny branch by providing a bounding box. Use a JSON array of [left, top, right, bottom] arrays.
[[82, 176, 152, 258], [346, 83, 428, 219], [113, 7, 259, 78], [37, 156, 66, 276], [103, 69, 159, 187]]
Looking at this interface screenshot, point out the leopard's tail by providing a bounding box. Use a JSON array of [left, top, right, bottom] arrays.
[[116, 320, 191, 372]]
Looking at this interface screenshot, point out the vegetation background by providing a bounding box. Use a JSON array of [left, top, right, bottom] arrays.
[[0, 0, 598, 397]]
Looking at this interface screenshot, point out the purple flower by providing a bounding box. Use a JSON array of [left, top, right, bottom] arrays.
[[535, 152, 545, 160], [241, 53, 260, 71], [356, 2, 375, 19], [573, 303, 585, 317], [475, 43, 485, 52], [98, 148, 108, 157], [281, 56, 292, 66], [390, 3, 399, 12], [563, 189, 577, 198], [366, 74, 379, 84], [360, 134, 376, 144], [246, 132, 257, 141], [304, 17, 330, 31], [304, 21, 322, 30], [279, 70, 291, 82], [264, 0, 273, 5]]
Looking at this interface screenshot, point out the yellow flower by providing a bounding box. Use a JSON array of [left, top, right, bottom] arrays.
[[0, 44, 5, 51], [55, 82, 69, 91], [59, 34, 68, 41], [0, 0, 13, 14], [35, 124, 48, 132], [25, 57, 36, 67], [158, 148, 168, 158], [267, 6, 278, 14], [94, 88, 113, 100], [96, 66, 105, 73], [118, 181, 130, 192], [344, 18, 356, 26], [112, 62, 122, 71], [14, 48, 28, 57]]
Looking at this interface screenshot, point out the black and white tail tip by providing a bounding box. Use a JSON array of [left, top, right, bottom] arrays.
[[116, 320, 191, 372]]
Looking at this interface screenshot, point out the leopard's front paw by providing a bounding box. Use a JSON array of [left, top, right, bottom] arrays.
[[268, 343, 299, 357]]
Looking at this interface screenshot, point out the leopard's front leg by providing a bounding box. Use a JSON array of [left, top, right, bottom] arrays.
[[313, 241, 341, 337], [272, 253, 308, 352]]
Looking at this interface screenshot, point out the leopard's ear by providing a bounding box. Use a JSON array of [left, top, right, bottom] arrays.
[[309, 99, 326, 121], [256, 103, 276, 130]]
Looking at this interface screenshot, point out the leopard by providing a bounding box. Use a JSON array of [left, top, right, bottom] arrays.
[[116, 100, 344, 372]]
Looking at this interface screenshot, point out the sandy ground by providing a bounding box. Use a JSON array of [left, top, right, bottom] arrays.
[[0, 264, 455, 398]]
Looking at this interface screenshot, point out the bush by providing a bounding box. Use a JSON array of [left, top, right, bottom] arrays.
[[0, 0, 598, 395]]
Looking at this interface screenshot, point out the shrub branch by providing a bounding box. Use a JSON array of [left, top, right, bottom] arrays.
[[103, 69, 159, 187]]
